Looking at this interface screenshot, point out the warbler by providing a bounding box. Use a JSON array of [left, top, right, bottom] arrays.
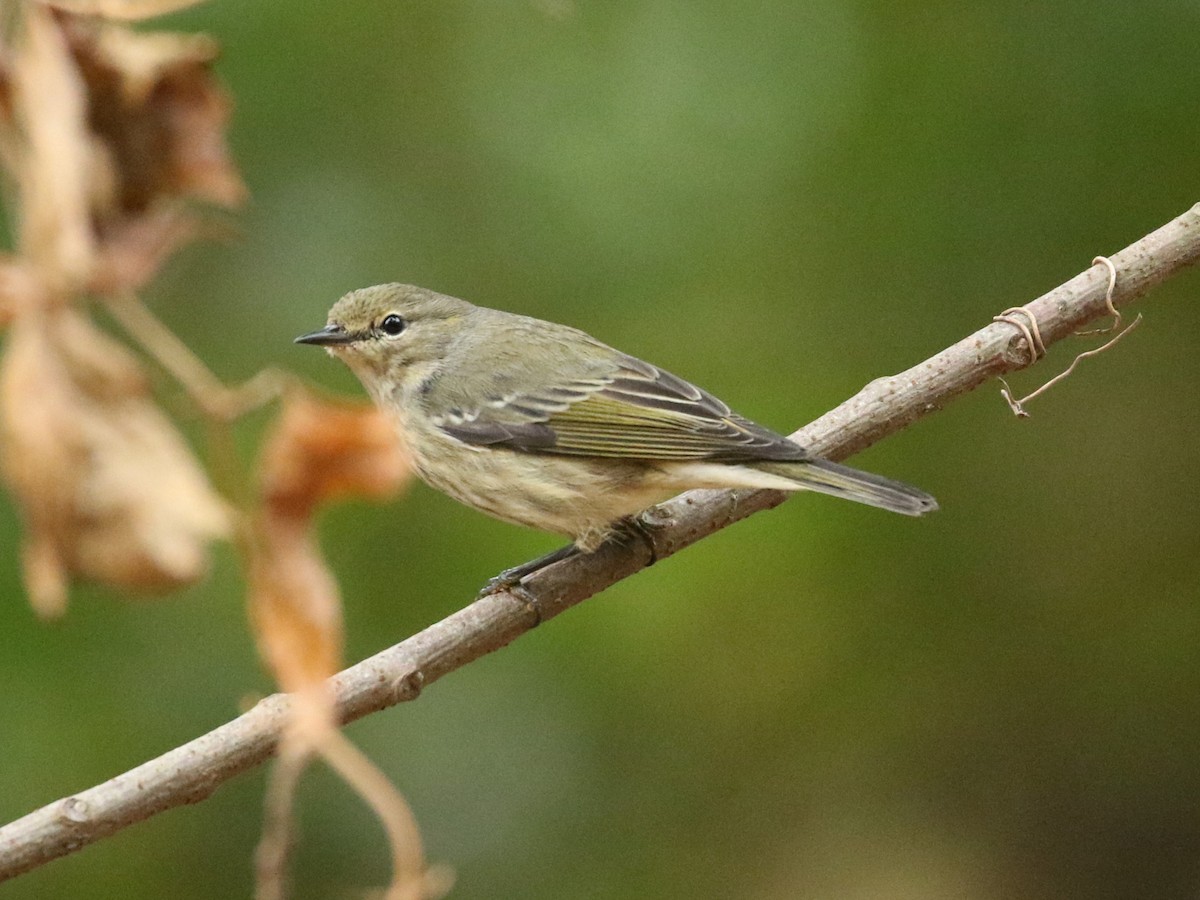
[[296, 284, 936, 584]]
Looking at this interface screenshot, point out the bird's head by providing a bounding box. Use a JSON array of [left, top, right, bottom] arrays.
[[295, 283, 474, 393]]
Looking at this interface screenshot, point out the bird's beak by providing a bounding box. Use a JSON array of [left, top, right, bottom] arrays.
[[294, 324, 354, 347]]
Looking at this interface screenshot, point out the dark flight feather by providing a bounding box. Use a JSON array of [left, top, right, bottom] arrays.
[[435, 353, 809, 463]]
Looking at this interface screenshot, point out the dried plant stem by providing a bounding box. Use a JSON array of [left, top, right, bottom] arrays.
[[1000, 313, 1143, 417], [104, 292, 288, 421], [256, 710, 443, 899], [317, 730, 449, 899], [254, 740, 310, 900], [104, 291, 292, 502], [1, 203, 1198, 884]]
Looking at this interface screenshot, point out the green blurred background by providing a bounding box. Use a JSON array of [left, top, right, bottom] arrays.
[[3, 1, 1200, 897]]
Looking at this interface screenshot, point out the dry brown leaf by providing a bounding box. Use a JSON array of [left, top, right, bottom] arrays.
[[5, 5, 98, 288], [248, 514, 344, 705], [0, 303, 230, 616], [260, 391, 411, 520], [248, 392, 436, 900], [39, 0, 211, 22], [249, 391, 407, 699], [0, 9, 244, 296], [60, 16, 247, 215], [249, 392, 408, 690]]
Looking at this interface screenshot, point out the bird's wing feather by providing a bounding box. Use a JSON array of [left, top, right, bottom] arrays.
[[434, 353, 807, 462]]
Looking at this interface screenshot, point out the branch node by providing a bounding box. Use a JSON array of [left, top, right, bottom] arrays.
[[625, 511, 668, 566], [993, 306, 1046, 366], [393, 670, 426, 703], [509, 584, 545, 627], [996, 253, 1143, 418], [57, 798, 90, 826]]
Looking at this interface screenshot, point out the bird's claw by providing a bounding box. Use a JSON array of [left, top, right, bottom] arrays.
[[478, 568, 524, 598], [477, 572, 544, 626], [477, 542, 581, 600]]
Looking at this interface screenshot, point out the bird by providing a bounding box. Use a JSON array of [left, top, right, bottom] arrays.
[[296, 284, 936, 589]]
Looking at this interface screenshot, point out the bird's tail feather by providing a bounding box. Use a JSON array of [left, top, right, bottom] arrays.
[[755, 458, 938, 517]]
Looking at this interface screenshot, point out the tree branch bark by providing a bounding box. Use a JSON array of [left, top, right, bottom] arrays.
[[2, 202, 1198, 883]]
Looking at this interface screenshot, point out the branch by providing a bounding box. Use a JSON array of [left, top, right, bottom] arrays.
[[2, 203, 1198, 883]]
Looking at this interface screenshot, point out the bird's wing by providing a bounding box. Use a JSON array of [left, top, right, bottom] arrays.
[[433, 353, 807, 462]]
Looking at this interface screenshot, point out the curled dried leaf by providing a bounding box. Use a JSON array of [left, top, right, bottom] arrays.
[[247, 392, 407, 788], [0, 8, 244, 295], [0, 304, 230, 616], [260, 390, 411, 519], [60, 17, 247, 216], [249, 390, 408, 691], [249, 390, 437, 900], [249, 514, 342, 717], [4, 5, 97, 288]]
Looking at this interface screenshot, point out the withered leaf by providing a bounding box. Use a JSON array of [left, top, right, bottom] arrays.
[[0, 304, 230, 617], [59, 15, 247, 216], [0, 8, 245, 295], [248, 395, 442, 898], [249, 391, 409, 692], [4, 6, 97, 288], [260, 391, 410, 519]]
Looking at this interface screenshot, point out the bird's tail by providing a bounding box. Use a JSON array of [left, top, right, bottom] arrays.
[[754, 457, 938, 517]]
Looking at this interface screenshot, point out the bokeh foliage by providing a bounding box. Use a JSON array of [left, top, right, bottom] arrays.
[[3, 1, 1200, 898]]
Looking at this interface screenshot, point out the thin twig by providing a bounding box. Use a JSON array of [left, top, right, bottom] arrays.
[[254, 740, 310, 900], [1022, 313, 1143, 406], [996, 251, 1143, 416], [318, 731, 451, 899], [103, 292, 289, 421], [1000, 314, 1143, 417], [1, 202, 1198, 884]]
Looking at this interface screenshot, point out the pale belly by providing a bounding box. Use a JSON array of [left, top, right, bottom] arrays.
[[410, 431, 677, 551]]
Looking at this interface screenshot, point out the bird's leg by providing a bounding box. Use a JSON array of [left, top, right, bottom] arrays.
[[478, 510, 665, 616], [479, 542, 582, 599]]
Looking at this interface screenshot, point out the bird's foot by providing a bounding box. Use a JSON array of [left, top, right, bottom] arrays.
[[498, 580, 545, 626], [478, 566, 529, 598], [478, 566, 546, 626], [477, 542, 582, 606]]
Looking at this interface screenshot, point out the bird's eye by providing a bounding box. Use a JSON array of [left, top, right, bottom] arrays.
[[379, 313, 406, 337]]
